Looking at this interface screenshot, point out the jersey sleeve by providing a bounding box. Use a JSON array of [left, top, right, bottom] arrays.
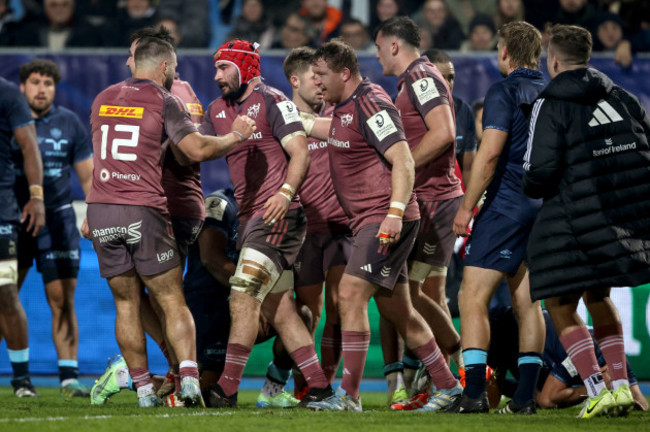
[[6, 84, 34, 131], [163, 93, 198, 145], [204, 191, 238, 235], [198, 101, 217, 136], [405, 70, 450, 120], [265, 92, 305, 144], [70, 112, 93, 163], [358, 93, 407, 156], [456, 100, 477, 154], [482, 84, 514, 133]]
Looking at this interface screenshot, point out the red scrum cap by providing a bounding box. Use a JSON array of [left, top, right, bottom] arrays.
[[214, 40, 261, 85]]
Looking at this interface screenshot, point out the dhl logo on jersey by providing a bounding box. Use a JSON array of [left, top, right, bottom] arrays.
[[98, 105, 144, 119], [186, 103, 204, 116]]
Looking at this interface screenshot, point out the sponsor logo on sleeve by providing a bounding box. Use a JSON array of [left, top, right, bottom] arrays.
[[186, 103, 204, 116], [278, 101, 301, 124], [205, 196, 228, 221], [366, 110, 398, 141], [412, 77, 440, 105], [98, 105, 144, 119]]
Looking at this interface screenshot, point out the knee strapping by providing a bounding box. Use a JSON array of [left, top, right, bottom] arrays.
[[0, 259, 18, 285], [230, 247, 280, 302]]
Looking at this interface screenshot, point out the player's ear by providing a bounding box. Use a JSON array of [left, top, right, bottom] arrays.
[[290, 74, 300, 89], [341, 67, 351, 82]]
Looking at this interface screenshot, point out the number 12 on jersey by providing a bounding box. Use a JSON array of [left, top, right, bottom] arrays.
[[100, 124, 140, 161]]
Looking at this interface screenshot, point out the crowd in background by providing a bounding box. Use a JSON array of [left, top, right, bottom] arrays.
[[0, 0, 649, 66]]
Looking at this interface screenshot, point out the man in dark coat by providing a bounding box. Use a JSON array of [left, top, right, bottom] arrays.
[[522, 24, 650, 419]]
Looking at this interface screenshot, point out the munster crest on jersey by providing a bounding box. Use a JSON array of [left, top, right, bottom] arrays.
[[247, 103, 261, 119], [341, 113, 353, 127]]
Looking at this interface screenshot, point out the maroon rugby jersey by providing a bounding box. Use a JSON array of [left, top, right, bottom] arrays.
[[161, 77, 205, 220], [328, 78, 419, 233], [200, 82, 305, 222], [299, 103, 349, 234], [395, 57, 462, 202], [87, 78, 196, 212]]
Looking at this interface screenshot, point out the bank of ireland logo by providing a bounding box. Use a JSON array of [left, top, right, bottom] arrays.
[[126, 220, 142, 244], [50, 128, 62, 139], [341, 113, 353, 127], [247, 103, 261, 119]]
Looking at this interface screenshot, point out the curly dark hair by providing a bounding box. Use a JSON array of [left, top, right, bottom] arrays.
[[19, 59, 61, 84]]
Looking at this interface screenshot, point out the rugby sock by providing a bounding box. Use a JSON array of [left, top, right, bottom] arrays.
[[593, 323, 628, 386], [559, 327, 604, 398], [179, 360, 199, 381], [130, 367, 153, 395], [341, 331, 370, 400], [290, 345, 328, 389], [58, 359, 79, 385], [513, 352, 543, 405], [321, 323, 342, 383], [218, 343, 251, 396], [462, 348, 487, 398], [383, 361, 405, 396], [8, 348, 29, 380], [263, 362, 291, 397], [413, 338, 457, 391]]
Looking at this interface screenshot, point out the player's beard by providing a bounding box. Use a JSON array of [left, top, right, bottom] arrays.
[[163, 69, 175, 90], [221, 80, 248, 103]]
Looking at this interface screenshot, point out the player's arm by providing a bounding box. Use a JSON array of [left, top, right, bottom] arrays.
[[459, 149, 476, 185], [14, 123, 45, 236], [198, 227, 236, 288], [453, 128, 506, 236], [537, 374, 587, 408], [300, 111, 331, 140], [73, 157, 93, 198], [378, 141, 415, 243], [522, 99, 565, 199], [176, 115, 256, 162], [411, 104, 456, 168], [263, 133, 310, 224], [631, 384, 649, 411]]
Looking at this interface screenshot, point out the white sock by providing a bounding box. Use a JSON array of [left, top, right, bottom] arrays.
[[136, 383, 154, 398], [611, 378, 630, 391], [115, 367, 130, 389], [261, 378, 285, 397], [585, 373, 607, 398]]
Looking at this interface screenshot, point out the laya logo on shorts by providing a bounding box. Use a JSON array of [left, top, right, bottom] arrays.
[[157, 248, 175, 263], [98, 105, 144, 119]]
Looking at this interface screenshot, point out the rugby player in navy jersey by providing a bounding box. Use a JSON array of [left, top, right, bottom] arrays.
[[450, 21, 546, 414], [0, 75, 44, 398], [12, 59, 93, 398]]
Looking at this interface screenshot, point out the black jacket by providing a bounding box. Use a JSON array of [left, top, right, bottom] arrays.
[[522, 67, 650, 300]]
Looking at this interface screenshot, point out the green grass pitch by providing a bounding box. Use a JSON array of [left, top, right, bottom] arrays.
[[0, 388, 647, 432]]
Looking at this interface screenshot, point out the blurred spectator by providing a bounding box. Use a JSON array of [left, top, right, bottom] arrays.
[[460, 13, 497, 51], [620, 0, 650, 53], [339, 18, 373, 51], [299, 0, 342, 43], [413, 0, 465, 50], [446, 0, 498, 35], [156, 17, 182, 46], [554, 0, 598, 29], [271, 11, 318, 49], [105, 0, 158, 47], [158, 0, 209, 47], [593, 12, 625, 51], [226, 0, 274, 49], [75, 0, 117, 28], [1, 0, 103, 49], [494, 0, 525, 29], [0, 0, 16, 36], [369, 0, 403, 30]]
